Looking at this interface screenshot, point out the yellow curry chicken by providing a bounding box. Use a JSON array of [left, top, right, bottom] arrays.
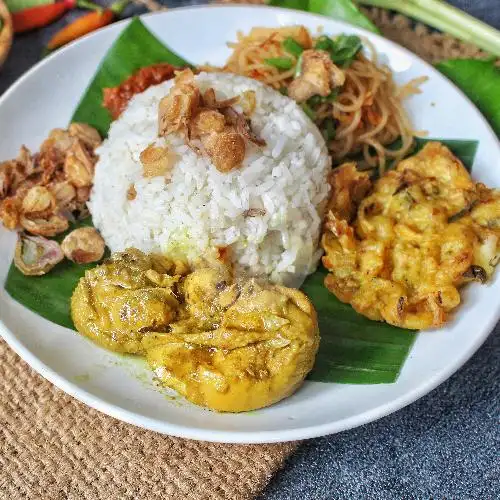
[[71, 249, 319, 412], [322, 142, 500, 329]]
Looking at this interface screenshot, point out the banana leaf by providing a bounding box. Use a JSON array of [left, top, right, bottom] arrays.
[[436, 59, 500, 138], [3, 19, 481, 385], [72, 18, 191, 138], [268, 0, 380, 33]]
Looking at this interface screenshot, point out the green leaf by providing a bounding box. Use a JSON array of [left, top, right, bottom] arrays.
[[268, 0, 379, 33], [264, 56, 295, 70], [302, 269, 416, 383], [71, 17, 191, 137], [436, 59, 500, 138]]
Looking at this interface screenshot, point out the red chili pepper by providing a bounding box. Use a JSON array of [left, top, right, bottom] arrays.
[[46, 0, 129, 51], [12, 0, 100, 34]]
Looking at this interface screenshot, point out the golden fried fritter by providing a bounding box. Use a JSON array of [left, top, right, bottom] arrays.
[[322, 142, 500, 329]]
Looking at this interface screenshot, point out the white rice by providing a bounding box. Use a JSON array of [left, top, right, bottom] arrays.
[[89, 72, 331, 287]]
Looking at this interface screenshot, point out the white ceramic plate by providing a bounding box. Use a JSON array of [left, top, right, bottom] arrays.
[[1, 5, 499, 444]]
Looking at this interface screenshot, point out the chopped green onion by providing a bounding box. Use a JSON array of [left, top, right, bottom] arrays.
[[314, 35, 335, 52], [301, 102, 316, 120], [329, 35, 363, 67], [314, 34, 363, 67], [321, 118, 336, 142], [282, 36, 304, 57], [264, 57, 294, 70], [294, 53, 303, 78], [307, 95, 323, 107], [325, 88, 339, 102], [306, 89, 339, 108]]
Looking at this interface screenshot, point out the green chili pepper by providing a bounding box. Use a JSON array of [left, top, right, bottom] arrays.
[[264, 56, 294, 70]]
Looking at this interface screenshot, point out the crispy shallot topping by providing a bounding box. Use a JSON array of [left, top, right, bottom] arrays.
[[201, 129, 246, 173], [189, 109, 226, 138], [241, 90, 257, 116], [202, 87, 240, 109], [20, 214, 69, 237], [140, 144, 178, 179], [51, 181, 77, 210], [158, 69, 200, 137], [64, 140, 95, 188], [157, 74, 265, 173], [69, 123, 102, 149], [14, 233, 64, 276], [0, 123, 100, 237], [127, 184, 137, 201], [244, 208, 267, 217], [61, 227, 105, 264], [21, 186, 57, 218], [0, 197, 20, 230]]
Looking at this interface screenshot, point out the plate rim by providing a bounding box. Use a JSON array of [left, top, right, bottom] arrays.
[[0, 4, 499, 444]]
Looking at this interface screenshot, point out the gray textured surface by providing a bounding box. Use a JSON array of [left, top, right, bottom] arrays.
[[1, 2, 499, 499], [261, 330, 500, 499]]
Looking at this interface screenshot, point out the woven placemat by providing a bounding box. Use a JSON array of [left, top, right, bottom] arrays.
[[0, 3, 487, 499]]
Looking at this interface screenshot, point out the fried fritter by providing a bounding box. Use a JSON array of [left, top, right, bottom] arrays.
[[322, 142, 500, 329]]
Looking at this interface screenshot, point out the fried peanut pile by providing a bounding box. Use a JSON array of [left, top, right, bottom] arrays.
[[71, 249, 319, 412], [154, 69, 264, 174], [0, 123, 101, 236], [322, 142, 500, 329]]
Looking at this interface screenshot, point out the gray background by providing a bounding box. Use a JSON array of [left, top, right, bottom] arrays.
[[1, 2, 498, 498]]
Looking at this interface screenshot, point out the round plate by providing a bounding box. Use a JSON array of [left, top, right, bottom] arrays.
[[1, 5, 499, 444]]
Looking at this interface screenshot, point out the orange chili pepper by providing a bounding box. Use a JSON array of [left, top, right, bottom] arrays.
[[46, 0, 129, 51], [12, 0, 99, 33]]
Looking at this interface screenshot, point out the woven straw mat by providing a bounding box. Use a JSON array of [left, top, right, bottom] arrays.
[[0, 3, 489, 500]]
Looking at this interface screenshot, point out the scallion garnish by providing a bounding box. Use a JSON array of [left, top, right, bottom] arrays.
[[314, 35, 335, 52], [282, 36, 304, 57], [329, 34, 363, 67], [300, 102, 316, 120], [294, 53, 303, 78], [264, 57, 294, 70], [322, 118, 336, 142]]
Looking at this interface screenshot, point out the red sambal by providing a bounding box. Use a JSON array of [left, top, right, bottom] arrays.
[[103, 63, 182, 120]]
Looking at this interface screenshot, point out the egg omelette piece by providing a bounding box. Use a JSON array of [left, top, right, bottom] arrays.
[[322, 142, 500, 329]]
